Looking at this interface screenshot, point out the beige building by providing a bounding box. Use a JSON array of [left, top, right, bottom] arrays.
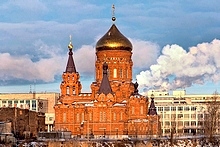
[[0, 92, 59, 132], [147, 90, 220, 137]]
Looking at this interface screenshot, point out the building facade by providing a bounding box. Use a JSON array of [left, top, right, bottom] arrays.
[[0, 107, 45, 138], [148, 90, 220, 137], [0, 92, 59, 132], [54, 16, 161, 139]]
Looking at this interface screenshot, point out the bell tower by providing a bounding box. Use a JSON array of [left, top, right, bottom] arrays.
[[95, 5, 133, 84], [60, 36, 82, 104], [91, 5, 134, 102]]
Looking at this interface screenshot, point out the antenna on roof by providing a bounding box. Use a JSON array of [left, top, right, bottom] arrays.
[[33, 80, 36, 94], [29, 85, 32, 93]]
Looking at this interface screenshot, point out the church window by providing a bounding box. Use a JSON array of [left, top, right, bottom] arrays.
[[126, 69, 129, 78], [100, 112, 102, 122], [82, 112, 84, 121], [89, 113, 92, 121], [120, 112, 123, 120], [76, 113, 80, 122], [113, 113, 116, 121], [119, 69, 123, 78], [140, 106, 143, 115], [63, 112, 66, 123], [73, 86, 76, 95], [132, 106, 135, 114], [103, 112, 106, 122], [113, 68, 117, 78], [67, 86, 70, 95]]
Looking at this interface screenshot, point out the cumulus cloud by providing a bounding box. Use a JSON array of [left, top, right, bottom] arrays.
[[131, 39, 160, 70], [0, 41, 65, 84], [74, 45, 95, 75], [136, 39, 220, 91], [0, 37, 159, 86]]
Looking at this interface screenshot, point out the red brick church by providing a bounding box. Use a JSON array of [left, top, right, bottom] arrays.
[[54, 12, 160, 139]]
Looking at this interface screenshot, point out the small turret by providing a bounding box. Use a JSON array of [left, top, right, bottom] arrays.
[[65, 35, 77, 73], [98, 62, 113, 95], [148, 94, 157, 115]]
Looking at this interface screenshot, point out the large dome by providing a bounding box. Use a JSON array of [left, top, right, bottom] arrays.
[[96, 24, 132, 52]]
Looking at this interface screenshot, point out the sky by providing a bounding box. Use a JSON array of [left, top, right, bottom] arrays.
[[0, 0, 220, 95]]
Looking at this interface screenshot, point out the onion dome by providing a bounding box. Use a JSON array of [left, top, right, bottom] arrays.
[[96, 5, 132, 52], [96, 24, 132, 52]]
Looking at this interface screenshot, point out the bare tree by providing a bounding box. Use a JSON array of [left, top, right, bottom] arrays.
[[170, 114, 176, 146], [204, 91, 220, 143]]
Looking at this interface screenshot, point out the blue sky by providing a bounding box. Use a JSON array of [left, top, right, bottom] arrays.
[[0, 0, 220, 94]]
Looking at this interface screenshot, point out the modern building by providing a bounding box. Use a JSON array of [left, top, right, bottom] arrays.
[[147, 90, 220, 137], [54, 14, 161, 139], [0, 92, 59, 132]]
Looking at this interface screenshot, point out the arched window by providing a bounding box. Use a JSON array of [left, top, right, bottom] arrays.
[[120, 112, 123, 120], [63, 112, 66, 123], [103, 112, 106, 122], [140, 106, 143, 115], [82, 112, 84, 121], [113, 68, 117, 78], [66, 86, 70, 95], [76, 113, 80, 122], [100, 112, 102, 122], [73, 86, 76, 95], [113, 112, 116, 121], [89, 113, 92, 121], [119, 69, 123, 78], [132, 106, 135, 114]]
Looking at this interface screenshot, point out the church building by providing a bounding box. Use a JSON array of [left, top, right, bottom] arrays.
[[54, 9, 160, 139]]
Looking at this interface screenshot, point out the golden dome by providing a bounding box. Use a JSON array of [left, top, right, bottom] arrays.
[[96, 24, 132, 52]]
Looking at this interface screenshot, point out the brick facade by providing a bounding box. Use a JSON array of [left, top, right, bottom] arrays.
[[0, 108, 45, 138], [54, 21, 161, 139]]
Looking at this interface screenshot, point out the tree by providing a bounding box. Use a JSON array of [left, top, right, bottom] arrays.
[[204, 91, 220, 143]]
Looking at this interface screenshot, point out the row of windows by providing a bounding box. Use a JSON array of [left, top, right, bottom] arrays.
[[0, 100, 37, 110], [63, 112, 124, 123], [158, 106, 197, 111], [132, 106, 144, 115], [162, 113, 200, 119], [97, 68, 130, 79], [163, 121, 197, 127], [163, 121, 220, 128], [66, 86, 76, 95]]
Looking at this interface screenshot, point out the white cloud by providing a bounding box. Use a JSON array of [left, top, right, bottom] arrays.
[[136, 39, 220, 91], [0, 41, 64, 82], [131, 39, 160, 70]]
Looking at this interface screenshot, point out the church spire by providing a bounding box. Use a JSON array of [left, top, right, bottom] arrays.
[[98, 62, 113, 95], [112, 4, 116, 22], [148, 94, 157, 115], [65, 35, 77, 73], [133, 81, 139, 95]]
